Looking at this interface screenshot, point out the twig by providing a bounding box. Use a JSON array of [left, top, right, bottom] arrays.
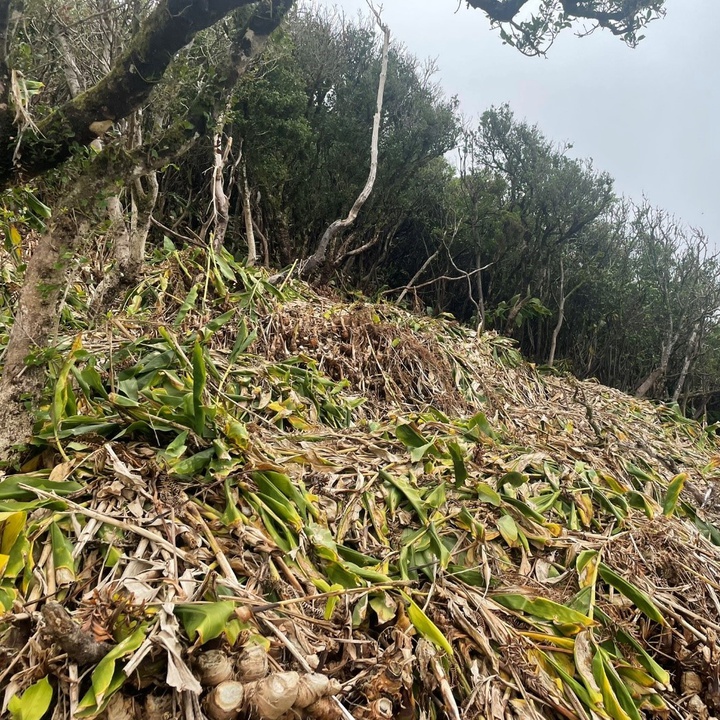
[[19, 485, 196, 563]]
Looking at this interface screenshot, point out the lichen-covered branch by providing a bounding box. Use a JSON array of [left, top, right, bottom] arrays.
[[0, 0, 290, 187], [465, 0, 665, 53]]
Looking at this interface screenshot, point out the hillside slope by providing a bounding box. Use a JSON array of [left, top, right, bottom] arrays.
[[1, 247, 720, 720]]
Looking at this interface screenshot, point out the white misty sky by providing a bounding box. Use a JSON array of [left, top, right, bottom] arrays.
[[315, 0, 720, 245]]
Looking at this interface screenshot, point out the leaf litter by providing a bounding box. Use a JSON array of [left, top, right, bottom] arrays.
[[2, 245, 720, 719]]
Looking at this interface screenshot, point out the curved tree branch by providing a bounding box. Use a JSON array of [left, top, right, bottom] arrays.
[[1, 0, 296, 187], [302, 6, 390, 280], [465, 0, 665, 52]]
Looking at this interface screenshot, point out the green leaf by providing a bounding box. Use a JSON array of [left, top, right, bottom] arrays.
[[171, 448, 215, 477], [662, 472, 688, 516], [52, 335, 83, 434], [50, 521, 75, 585], [592, 649, 634, 720], [192, 341, 207, 436], [574, 631, 603, 706], [76, 625, 146, 716], [598, 564, 665, 624], [475, 482, 502, 506], [25, 191, 52, 218], [228, 318, 257, 364], [0, 474, 82, 501], [8, 676, 53, 720], [221, 479, 243, 527], [492, 593, 596, 632], [402, 593, 453, 656], [410, 440, 436, 463], [595, 607, 670, 685], [174, 283, 199, 325], [370, 592, 397, 623], [464, 412, 497, 440], [447, 442, 468, 486], [427, 522, 451, 569], [380, 470, 428, 524], [496, 514, 519, 547], [497, 471, 528, 489], [395, 423, 428, 449], [174, 602, 236, 644], [205, 309, 236, 334], [601, 649, 643, 720], [424, 482, 446, 509]]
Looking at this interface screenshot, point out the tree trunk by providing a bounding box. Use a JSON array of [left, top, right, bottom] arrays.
[[211, 124, 232, 253], [127, 171, 159, 278], [475, 249, 486, 331], [635, 336, 676, 399], [55, 22, 83, 98], [671, 324, 700, 404], [0, 0, 13, 142], [241, 157, 256, 265], [0, 211, 83, 459], [302, 14, 390, 280], [547, 257, 564, 367]]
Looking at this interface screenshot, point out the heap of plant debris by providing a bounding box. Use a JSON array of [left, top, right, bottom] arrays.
[[2, 244, 720, 720]]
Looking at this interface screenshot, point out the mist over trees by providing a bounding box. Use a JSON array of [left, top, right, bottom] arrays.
[[4, 0, 717, 459]]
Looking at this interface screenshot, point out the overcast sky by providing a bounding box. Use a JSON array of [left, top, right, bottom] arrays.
[[317, 0, 719, 245]]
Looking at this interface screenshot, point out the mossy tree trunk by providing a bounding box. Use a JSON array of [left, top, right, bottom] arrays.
[[0, 0, 296, 460]]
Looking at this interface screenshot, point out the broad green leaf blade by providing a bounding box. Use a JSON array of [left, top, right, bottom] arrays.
[[8, 676, 53, 720], [492, 593, 596, 633], [191, 341, 207, 436], [402, 593, 453, 656], [598, 564, 665, 624], [76, 625, 146, 715], [174, 602, 236, 644]]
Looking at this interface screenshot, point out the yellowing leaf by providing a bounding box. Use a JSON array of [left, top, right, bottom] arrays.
[[403, 593, 453, 656], [496, 514, 519, 547], [8, 676, 53, 720], [8, 225, 22, 263], [663, 472, 689, 516]]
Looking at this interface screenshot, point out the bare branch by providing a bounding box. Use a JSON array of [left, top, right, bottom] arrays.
[[303, 7, 390, 279], [2, 0, 295, 187]]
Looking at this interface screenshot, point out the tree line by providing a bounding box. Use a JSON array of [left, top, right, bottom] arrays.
[[3, 0, 695, 457]]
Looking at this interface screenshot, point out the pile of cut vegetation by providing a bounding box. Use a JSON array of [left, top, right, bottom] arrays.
[[2, 245, 720, 720]]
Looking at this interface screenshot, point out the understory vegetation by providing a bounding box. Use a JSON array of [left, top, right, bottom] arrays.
[[3, 3, 716, 416]]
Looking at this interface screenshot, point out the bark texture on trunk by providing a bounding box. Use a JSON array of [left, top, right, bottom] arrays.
[[0, 210, 83, 459], [0, 0, 295, 187], [672, 324, 700, 404], [241, 157, 256, 266], [0, 0, 13, 142], [635, 338, 676, 399], [303, 14, 390, 280]]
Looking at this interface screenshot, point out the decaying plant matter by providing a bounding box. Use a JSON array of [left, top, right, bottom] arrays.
[[1, 246, 720, 720]]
